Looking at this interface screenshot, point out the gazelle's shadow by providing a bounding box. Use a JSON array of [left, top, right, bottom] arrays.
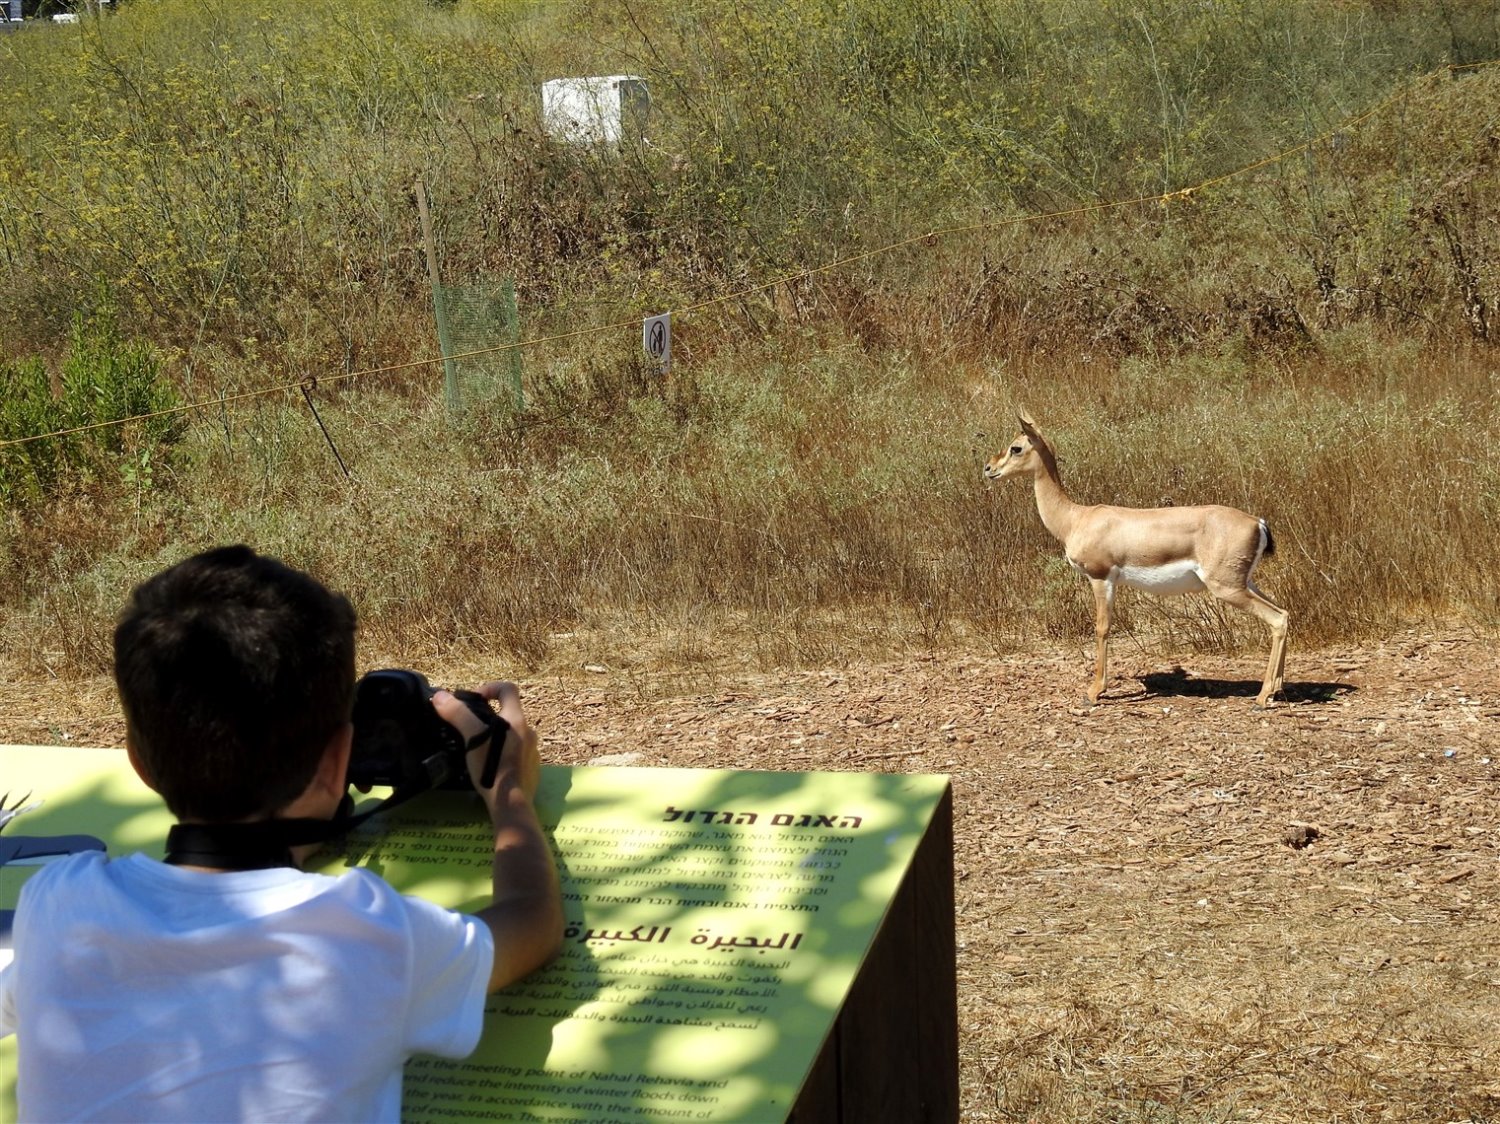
[[1138, 666, 1355, 705]]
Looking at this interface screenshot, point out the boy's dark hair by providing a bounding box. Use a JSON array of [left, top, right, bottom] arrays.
[[113, 545, 357, 822]]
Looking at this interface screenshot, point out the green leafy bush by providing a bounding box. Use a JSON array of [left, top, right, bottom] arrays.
[[0, 294, 184, 506], [0, 356, 67, 505]]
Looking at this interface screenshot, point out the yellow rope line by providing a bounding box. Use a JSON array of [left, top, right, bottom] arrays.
[[1, 60, 1494, 453]]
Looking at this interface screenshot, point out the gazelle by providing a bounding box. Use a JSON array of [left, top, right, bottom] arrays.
[[984, 415, 1288, 708]]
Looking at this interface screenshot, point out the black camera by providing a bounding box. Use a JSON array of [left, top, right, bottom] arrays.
[[348, 669, 507, 794]]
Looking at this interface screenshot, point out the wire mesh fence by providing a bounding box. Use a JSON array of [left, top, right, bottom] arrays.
[[438, 280, 523, 414]]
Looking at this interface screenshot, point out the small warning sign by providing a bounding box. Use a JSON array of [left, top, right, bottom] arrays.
[[642, 313, 670, 374]]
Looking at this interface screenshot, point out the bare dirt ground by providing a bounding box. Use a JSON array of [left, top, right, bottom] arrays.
[[4, 630, 1498, 1123]]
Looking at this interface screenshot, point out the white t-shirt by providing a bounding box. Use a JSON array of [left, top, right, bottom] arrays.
[[0, 851, 494, 1123]]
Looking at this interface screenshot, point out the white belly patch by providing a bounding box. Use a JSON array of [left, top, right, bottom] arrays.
[[1114, 560, 1205, 595]]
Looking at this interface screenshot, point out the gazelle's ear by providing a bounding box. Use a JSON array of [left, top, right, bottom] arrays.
[[1017, 412, 1038, 438]]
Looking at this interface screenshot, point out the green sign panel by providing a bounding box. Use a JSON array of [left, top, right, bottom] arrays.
[[0, 745, 949, 1122]]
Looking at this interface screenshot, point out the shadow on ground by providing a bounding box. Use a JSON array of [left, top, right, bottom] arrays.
[[1138, 667, 1355, 705]]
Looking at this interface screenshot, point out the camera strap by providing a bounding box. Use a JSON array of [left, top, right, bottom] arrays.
[[163, 819, 319, 871], [162, 785, 429, 871]]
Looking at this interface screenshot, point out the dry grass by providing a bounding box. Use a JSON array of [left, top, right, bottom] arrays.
[[4, 327, 1498, 680], [4, 11, 1500, 673]]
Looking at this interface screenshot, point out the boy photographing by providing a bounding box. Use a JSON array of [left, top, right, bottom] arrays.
[[0, 545, 563, 1121]]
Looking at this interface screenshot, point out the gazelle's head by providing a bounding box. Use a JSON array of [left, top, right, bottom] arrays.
[[983, 414, 1048, 482]]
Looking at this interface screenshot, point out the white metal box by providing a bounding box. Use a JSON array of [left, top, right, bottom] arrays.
[[541, 75, 650, 146]]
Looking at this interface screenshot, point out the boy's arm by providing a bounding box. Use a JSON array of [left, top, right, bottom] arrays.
[[434, 683, 564, 994]]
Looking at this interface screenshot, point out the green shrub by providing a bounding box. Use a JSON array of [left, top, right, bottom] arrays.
[[0, 356, 67, 505], [0, 292, 184, 506]]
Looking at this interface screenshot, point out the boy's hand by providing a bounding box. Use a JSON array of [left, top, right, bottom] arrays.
[[434, 681, 562, 992], [475, 681, 540, 802], [431, 681, 540, 807]]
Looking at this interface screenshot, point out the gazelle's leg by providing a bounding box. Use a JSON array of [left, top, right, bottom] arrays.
[[1210, 580, 1289, 707], [1250, 580, 1290, 698], [1086, 577, 1113, 704]]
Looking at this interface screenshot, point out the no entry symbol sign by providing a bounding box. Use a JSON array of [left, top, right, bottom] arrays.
[[642, 313, 670, 373]]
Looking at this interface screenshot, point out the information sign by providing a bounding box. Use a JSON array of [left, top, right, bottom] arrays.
[[0, 745, 952, 1122]]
